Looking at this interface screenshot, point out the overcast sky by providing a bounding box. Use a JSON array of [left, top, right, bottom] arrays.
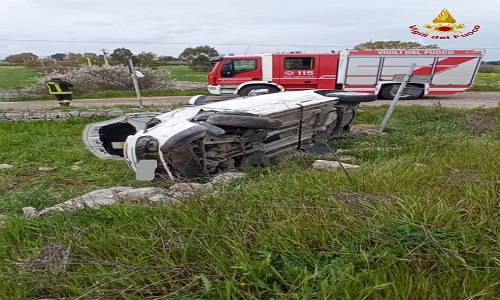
[[0, 0, 498, 60]]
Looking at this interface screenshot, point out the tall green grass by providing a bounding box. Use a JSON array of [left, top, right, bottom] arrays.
[[471, 73, 500, 91], [0, 106, 499, 299], [162, 65, 208, 82], [0, 66, 40, 89]]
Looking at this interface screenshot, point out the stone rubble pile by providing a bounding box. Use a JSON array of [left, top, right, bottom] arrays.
[[22, 172, 247, 218]]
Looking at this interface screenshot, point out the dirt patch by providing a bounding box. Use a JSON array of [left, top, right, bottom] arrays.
[[18, 172, 41, 181], [463, 112, 499, 135], [352, 124, 377, 130]]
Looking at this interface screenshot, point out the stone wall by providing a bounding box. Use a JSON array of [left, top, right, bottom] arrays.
[[0, 109, 170, 122]]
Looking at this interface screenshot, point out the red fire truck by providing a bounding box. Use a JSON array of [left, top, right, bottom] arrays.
[[206, 49, 485, 99]]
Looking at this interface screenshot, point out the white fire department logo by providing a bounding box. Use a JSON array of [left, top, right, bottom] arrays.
[[284, 71, 295, 76], [408, 8, 480, 40]]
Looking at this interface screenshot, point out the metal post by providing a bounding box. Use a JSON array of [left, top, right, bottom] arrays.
[[127, 58, 144, 109], [378, 63, 416, 133], [102, 49, 109, 66]]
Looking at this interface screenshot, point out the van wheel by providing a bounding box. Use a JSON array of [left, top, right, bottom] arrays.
[[326, 92, 377, 103], [238, 85, 280, 97], [379, 84, 423, 100]]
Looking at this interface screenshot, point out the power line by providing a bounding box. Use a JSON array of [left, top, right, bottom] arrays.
[[0, 38, 353, 48], [2, 38, 500, 50]]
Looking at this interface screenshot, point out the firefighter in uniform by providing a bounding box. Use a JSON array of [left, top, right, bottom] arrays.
[[45, 78, 74, 106]]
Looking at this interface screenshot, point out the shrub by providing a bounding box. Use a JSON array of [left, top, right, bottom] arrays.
[[22, 65, 174, 96], [478, 64, 500, 73]]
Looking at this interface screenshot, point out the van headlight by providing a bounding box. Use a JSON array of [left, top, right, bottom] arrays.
[[135, 136, 160, 158]]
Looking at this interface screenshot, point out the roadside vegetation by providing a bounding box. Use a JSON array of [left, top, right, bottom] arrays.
[[0, 65, 209, 102], [0, 65, 499, 102], [470, 73, 500, 91], [0, 105, 499, 298], [163, 65, 207, 82], [0, 66, 40, 89]]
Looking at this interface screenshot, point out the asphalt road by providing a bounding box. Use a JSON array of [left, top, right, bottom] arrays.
[[1, 92, 499, 111]]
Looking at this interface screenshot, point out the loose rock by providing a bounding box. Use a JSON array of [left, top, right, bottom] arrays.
[[116, 187, 172, 203], [36, 188, 121, 216], [38, 166, 56, 172], [0, 214, 7, 227], [210, 172, 247, 184], [22, 207, 39, 218], [19, 172, 248, 218], [168, 183, 205, 198], [312, 160, 360, 170]]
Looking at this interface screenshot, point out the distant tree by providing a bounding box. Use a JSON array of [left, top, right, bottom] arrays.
[[109, 48, 134, 65], [485, 61, 500, 66], [156, 55, 178, 66], [50, 53, 67, 61], [353, 41, 439, 49], [158, 55, 177, 62], [178, 45, 219, 71], [135, 52, 158, 67], [78, 54, 105, 66], [4, 52, 38, 64], [479, 61, 500, 73], [66, 52, 83, 60]]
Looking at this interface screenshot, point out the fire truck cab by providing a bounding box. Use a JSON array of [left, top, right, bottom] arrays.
[[206, 49, 485, 99]]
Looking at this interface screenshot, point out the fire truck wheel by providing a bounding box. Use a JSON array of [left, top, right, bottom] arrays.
[[379, 84, 423, 100], [238, 85, 280, 97], [206, 114, 283, 130], [326, 92, 377, 103]]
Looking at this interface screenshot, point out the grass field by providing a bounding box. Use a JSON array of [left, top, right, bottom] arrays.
[[162, 65, 207, 82], [0, 105, 500, 298], [0, 66, 40, 89], [471, 73, 500, 91]]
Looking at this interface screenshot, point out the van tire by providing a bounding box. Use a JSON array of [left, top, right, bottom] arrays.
[[238, 85, 280, 97], [327, 92, 377, 103]]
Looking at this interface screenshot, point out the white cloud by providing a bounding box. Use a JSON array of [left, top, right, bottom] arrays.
[[0, 0, 498, 60]]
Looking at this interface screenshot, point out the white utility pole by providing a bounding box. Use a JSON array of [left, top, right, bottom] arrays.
[[127, 57, 144, 109], [102, 49, 110, 66], [378, 63, 417, 133]]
